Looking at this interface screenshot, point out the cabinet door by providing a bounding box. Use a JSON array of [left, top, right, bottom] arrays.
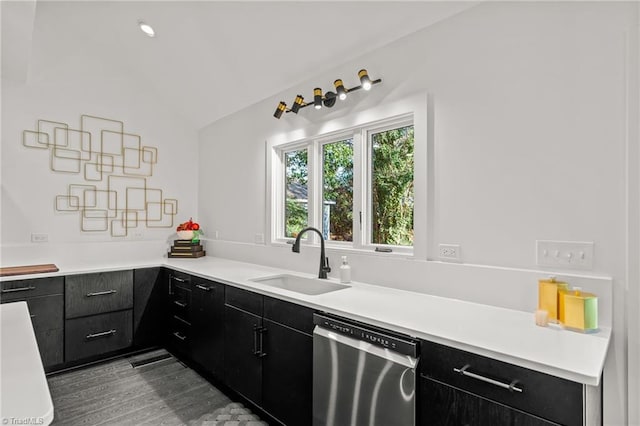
[[35, 328, 64, 368], [191, 278, 224, 379], [420, 378, 558, 426], [262, 318, 312, 426], [224, 304, 262, 405], [133, 268, 167, 349], [2, 292, 64, 369]]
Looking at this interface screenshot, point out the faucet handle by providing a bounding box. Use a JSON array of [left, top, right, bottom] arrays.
[[324, 257, 331, 272]]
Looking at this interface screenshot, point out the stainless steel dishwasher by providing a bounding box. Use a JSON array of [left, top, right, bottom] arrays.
[[313, 313, 419, 426]]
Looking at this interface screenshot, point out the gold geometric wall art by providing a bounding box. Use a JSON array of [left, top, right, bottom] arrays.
[[23, 114, 178, 236]]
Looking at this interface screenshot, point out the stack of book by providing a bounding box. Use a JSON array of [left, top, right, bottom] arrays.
[[168, 240, 206, 258]]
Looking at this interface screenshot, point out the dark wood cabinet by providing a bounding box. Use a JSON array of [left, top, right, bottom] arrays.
[[420, 340, 587, 426], [224, 287, 264, 405], [224, 303, 263, 404], [65, 270, 133, 319], [65, 309, 133, 362], [133, 267, 167, 349], [420, 377, 557, 426], [262, 296, 314, 426], [262, 317, 313, 426], [64, 270, 134, 363], [0, 277, 64, 370], [224, 287, 314, 425], [191, 277, 225, 380], [166, 272, 192, 357], [1, 276, 64, 301]]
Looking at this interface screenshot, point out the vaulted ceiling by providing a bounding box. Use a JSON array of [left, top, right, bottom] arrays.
[[2, 1, 477, 129]]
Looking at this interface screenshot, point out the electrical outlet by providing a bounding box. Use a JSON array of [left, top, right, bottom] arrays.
[[536, 240, 594, 270], [132, 230, 144, 240], [214, 230, 219, 239], [31, 233, 49, 243], [255, 233, 265, 244], [439, 243, 461, 261]]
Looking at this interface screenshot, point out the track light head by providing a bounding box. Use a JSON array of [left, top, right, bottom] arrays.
[[291, 95, 304, 114], [274, 101, 286, 119], [358, 69, 372, 90], [323, 91, 337, 108], [314, 88, 322, 110], [334, 79, 347, 101]]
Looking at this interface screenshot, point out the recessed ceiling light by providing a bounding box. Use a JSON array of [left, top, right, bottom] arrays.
[[138, 20, 155, 38]]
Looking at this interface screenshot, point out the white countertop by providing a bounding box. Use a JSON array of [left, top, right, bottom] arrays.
[[1, 256, 611, 386], [0, 302, 54, 425]]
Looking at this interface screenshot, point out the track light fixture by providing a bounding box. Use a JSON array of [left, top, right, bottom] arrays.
[[323, 91, 337, 108], [273, 101, 287, 119], [314, 88, 323, 110], [358, 69, 372, 90], [272, 68, 382, 119], [334, 79, 347, 100], [291, 95, 304, 114]]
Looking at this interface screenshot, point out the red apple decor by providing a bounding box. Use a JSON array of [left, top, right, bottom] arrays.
[[176, 217, 203, 242], [170, 218, 206, 258]]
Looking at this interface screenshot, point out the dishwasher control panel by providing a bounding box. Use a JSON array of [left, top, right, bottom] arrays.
[[314, 313, 417, 357]]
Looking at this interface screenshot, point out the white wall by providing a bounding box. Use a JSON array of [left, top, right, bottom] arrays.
[[199, 2, 638, 425], [1, 13, 199, 258]]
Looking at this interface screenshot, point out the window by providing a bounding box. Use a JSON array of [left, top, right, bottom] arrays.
[[271, 112, 418, 254], [284, 148, 308, 238], [322, 138, 353, 242], [369, 125, 414, 247]]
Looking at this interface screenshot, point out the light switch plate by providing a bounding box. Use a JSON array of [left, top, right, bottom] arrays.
[[536, 240, 594, 270]]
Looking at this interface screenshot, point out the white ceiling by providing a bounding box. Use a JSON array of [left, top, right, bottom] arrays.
[[3, 1, 477, 129]]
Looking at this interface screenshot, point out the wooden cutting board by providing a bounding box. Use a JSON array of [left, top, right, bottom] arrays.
[[0, 264, 59, 277]]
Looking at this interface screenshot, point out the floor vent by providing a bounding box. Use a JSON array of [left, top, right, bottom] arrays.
[[129, 352, 173, 368]]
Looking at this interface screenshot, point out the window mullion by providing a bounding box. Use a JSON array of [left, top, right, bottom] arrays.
[[308, 142, 320, 245], [352, 131, 363, 249]]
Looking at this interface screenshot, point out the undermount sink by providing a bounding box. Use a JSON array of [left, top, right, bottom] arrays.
[[249, 274, 350, 295]]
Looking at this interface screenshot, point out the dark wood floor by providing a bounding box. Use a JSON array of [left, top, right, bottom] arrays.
[[47, 350, 236, 425]]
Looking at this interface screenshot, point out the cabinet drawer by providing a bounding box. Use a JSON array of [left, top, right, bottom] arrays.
[[1, 277, 63, 301], [225, 286, 262, 315], [25, 295, 64, 333], [168, 316, 190, 354], [264, 296, 314, 335], [169, 271, 191, 291], [421, 340, 583, 426], [65, 310, 133, 362], [170, 285, 191, 321], [65, 271, 133, 318]]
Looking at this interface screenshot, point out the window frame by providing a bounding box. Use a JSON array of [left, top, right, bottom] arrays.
[[316, 132, 357, 247], [362, 116, 415, 254], [276, 141, 313, 243], [266, 92, 428, 258]]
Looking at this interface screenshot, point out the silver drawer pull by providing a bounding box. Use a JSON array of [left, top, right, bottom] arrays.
[[173, 300, 187, 308], [453, 364, 523, 393], [195, 284, 212, 291], [171, 276, 187, 283], [86, 289, 117, 297], [1, 286, 36, 293], [86, 329, 117, 339], [30, 314, 37, 319], [173, 332, 187, 341], [173, 315, 191, 326]]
